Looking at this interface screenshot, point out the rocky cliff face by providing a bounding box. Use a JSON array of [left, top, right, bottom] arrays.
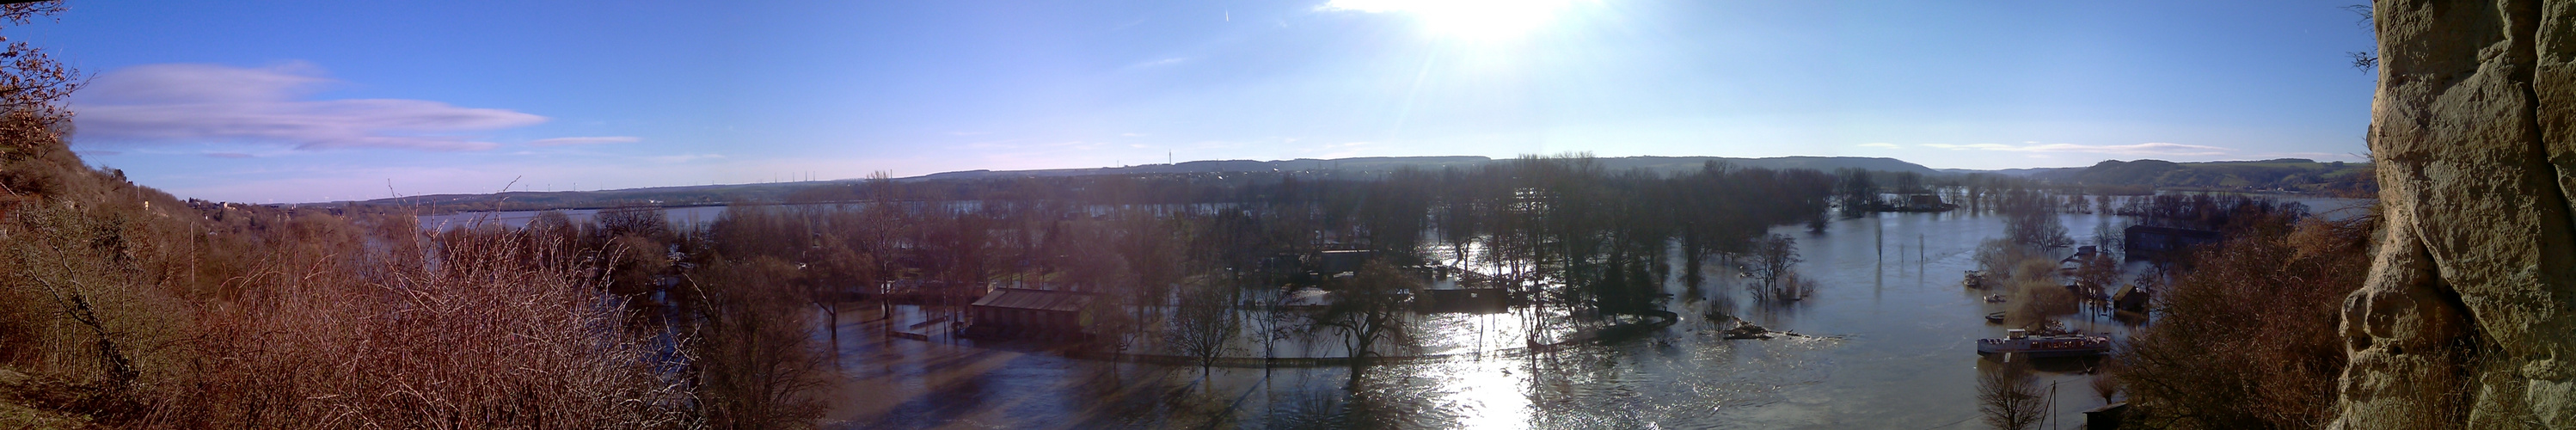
[[2336, 0, 2576, 427]]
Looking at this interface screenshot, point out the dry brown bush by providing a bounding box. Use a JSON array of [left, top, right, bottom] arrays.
[[2114, 213, 2376, 429], [1, 200, 192, 416], [148, 223, 694, 428], [0, 3, 702, 426]]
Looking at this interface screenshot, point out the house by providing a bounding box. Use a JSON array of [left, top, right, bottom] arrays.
[[2123, 225, 2222, 261], [2112, 284, 2150, 313], [1898, 194, 1958, 212], [1316, 249, 1377, 275], [966, 288, 1099, 339]]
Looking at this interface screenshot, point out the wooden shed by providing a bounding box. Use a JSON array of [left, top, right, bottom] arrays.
[[2124, 225, 2222, 261], [967, 288, 1098, 339]]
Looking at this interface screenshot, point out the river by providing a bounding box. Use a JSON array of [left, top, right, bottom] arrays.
[[419, 197, 2367, 428], [815, 206, 2349, 429]]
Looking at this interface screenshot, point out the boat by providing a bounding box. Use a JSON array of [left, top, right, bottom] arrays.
[[1984, 311, 2006, 324], [1977, 329, 2112, 358], [1984, 294, 2009, 304]]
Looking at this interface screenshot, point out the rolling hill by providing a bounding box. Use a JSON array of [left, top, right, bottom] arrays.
[[362, 155, 1941, 211]]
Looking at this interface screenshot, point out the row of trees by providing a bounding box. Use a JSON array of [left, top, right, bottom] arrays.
[[612, 155, 1844, 372]]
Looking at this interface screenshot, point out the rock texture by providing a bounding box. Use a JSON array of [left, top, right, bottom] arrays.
[[2336, 0, 2576, 428]]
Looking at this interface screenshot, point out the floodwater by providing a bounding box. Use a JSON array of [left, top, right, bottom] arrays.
[[412, 195, 2369, 428], [815, 208, 2282, 429], [416, 206, 732, 230]]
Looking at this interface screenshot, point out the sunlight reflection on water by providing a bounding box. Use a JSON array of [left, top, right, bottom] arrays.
[[800, 197, 2371, 428]]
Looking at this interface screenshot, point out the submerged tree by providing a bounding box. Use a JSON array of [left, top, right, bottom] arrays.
[[1998, 187, 2072, 249], [1165, 282, 1240, 384], [1745, 234, 1801, 300], [1306, 261, 1417, 373], [687, 256, 831, 428], [1835, 168, 1880, 216]]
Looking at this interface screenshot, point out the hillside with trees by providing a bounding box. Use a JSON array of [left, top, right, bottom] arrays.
[[2030, 158, 2375, 196], [363, 155, 1934, 212]]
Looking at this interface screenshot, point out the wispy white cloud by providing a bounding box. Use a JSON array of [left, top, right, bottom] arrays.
[[1129, 57, 1187, 69], [528, 136, 641, 146], [651, 153, 725, 163], [1857, 143, 1901, 149], [74, 63, 548, 151], [1918, 142, 2231, 157], [2251, 151, 2370, 162], [1109, 17, 1149, 32]]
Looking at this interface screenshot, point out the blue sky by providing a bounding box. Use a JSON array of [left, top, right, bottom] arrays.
[[31, 1, 2375, 203]]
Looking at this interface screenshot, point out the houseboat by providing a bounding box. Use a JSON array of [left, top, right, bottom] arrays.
[[1977, 329, 2112, 358]]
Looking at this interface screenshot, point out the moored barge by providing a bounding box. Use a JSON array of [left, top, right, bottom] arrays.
[[1977, 329, 2112, 358]]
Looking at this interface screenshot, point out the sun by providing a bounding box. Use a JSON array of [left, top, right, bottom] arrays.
[[1323, 0, 1589, 40]]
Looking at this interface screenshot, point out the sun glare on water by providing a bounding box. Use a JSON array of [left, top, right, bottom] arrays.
[[1324, 0, 1592, 40]]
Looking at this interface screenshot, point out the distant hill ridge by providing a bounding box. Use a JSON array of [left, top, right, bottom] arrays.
[[916, 155, 1940, 181], [2030, 158, 2374, 195], [363, 155, 1938, 210]]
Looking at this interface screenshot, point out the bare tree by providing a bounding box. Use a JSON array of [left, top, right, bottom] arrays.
[[1999, 188, 2072, 249], [689, 256, 831, 428], [2091, 372, 2120, 405], [1165, 283, 1240, 384], [2074, 250, 2120, 306], [3, 202, 141, 395], [1305, 261, 1417, 371], [2341, 3, 2377, 71], [806, 235, 876, 352], [1745, 234, 1800, 300], [1978, 360, 2047, 430]]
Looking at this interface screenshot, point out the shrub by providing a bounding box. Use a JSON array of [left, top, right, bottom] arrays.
[[151, 224, 695, 427], [2114, 212, 2375, 429]]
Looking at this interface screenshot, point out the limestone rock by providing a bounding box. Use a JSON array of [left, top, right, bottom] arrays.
[[2336, 0, 2576, 427]]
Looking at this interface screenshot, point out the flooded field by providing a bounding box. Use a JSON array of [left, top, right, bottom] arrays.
[[413, 195, 2369, 428], [820, 209, 2187, 429]]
